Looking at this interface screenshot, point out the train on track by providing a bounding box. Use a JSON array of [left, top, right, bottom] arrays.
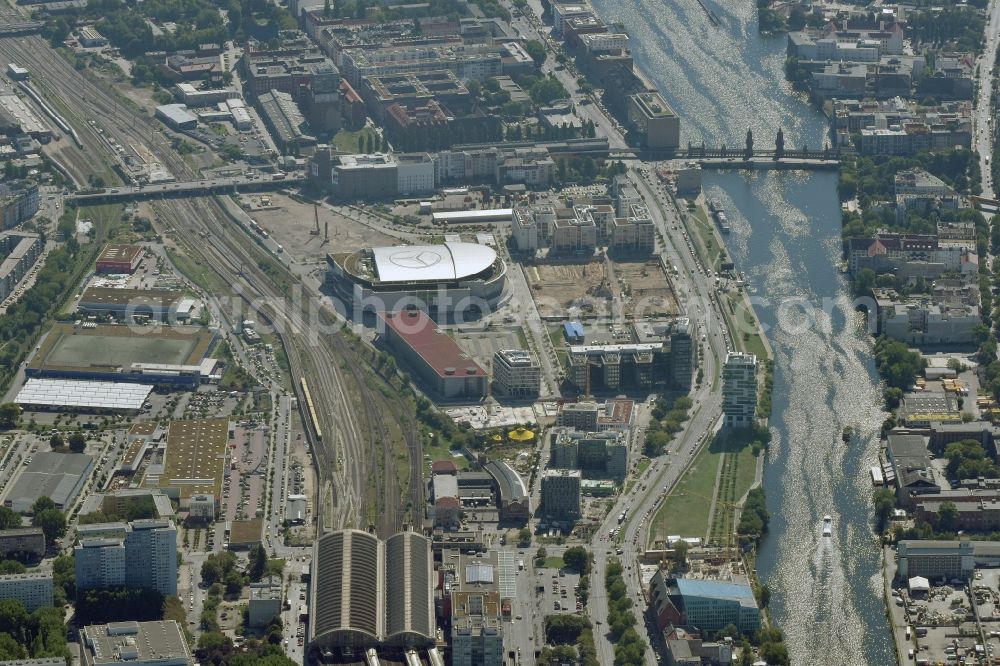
[[300, 377, 323, 442]]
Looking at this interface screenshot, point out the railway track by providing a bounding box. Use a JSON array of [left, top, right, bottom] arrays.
[[0, 28, 423, 534]]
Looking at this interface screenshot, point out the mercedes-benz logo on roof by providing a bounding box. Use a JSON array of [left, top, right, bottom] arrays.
[[389, 249, 442, 269]]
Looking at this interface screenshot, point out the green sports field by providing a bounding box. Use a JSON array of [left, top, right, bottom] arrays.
[[45, 332, 196, 367], [30, 323, 214, 372]]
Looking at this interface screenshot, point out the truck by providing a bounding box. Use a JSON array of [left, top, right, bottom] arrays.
[[617, 511, 626, 524], [518, 560, 524, 571]]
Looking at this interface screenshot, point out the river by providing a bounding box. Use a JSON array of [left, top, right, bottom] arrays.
[[586, 0, 894, 662]]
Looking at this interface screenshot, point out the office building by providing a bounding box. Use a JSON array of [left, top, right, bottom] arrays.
[[75, 519, 177, 597], [491, 349, 540, 399], [626, 91, 680, 150], [649, 571, 760, 635], [540, 469, 581, 522], [0, 572, 53, 611], [449, 551, 503, 666], [558, 399, 635, 432], [79, 621, 190, 666], [722, 352, 757, 428], [248, 577, 283, 627], [549, 429, 629, 482]]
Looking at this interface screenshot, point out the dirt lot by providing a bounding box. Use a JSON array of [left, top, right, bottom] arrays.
[[246, 195, 398, 263], [613, 260, 678, 317], [524, 260, 611, 317]]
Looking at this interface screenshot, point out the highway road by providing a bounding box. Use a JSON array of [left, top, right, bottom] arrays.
[[583, 169, 732, 666], [975, 0, 1000, 200]]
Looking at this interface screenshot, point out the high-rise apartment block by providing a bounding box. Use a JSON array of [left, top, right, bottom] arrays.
[[75, 519, 177, 597]]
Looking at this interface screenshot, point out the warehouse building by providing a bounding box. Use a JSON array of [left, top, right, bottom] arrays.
[[4, 451, 94, 513], [257, 89, 316, 154], [309, 529, 435, 653], [95, 244, 144, 274], [378, 310, 487, 401], [77, 287, 194, 322], [154, 104, 198, 130], [15, 379, 154, 413], [80, 621, 190, 666]]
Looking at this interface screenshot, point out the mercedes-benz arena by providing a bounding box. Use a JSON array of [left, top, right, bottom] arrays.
[[327, 241, 507, 315]]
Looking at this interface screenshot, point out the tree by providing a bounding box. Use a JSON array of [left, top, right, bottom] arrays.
[[873, 488, 896, 532], [544, 614, 591, 644], [944, 439, 997, 480], [937, 501, 959, 532], [759, 584, 771, 608], [0, 507, 20, 530], [563, 546, 590, 574], [852, 268, 876, 296], [31, 498, 55, 515], [524, 39, 547, 67], [68, 432, 87, 453], [517, 527, 531, 547], [671, 540, 689, 569], [49, 434, 63, 449], [247, 544, 268, 582], [0, 561, 24, 575], [715, 623, 741, 641], [0, 404, 18, 429], [31, 509, 65, 547], [644, 429, 670, 456]]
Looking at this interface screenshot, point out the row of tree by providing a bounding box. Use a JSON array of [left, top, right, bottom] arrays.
[[604, 558, 647, 665]]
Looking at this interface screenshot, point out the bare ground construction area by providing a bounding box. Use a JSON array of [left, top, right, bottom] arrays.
[[245, 194, 397, 263], [613, 259, 679, 317], [524, 260, 611, 317]]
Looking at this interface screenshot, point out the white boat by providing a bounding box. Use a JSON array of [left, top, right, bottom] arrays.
[[822, 515, 833, 537]]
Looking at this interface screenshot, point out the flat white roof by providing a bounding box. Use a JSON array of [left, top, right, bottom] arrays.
[[371, 241, 496, 283], [431, 209, 513, 223], [16, 378, 152, 410]]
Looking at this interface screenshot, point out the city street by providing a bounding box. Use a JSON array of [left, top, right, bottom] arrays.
[[975, 0, 1000, 200], [581, 169, 732, 665]]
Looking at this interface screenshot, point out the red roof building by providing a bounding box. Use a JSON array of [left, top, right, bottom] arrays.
[[96, 244, 144, 274], [432, 460, 459, 475], [378, 310, 487, 401]]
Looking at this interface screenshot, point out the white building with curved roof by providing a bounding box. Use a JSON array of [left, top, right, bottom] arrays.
[[327, 241, 507, 316]]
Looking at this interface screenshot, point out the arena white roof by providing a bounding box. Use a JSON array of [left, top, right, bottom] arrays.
[[16, 379, 153, 411], [371, 242, 497, 283]]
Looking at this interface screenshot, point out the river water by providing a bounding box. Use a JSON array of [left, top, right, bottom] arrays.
[[587, 0, 894, 662]]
